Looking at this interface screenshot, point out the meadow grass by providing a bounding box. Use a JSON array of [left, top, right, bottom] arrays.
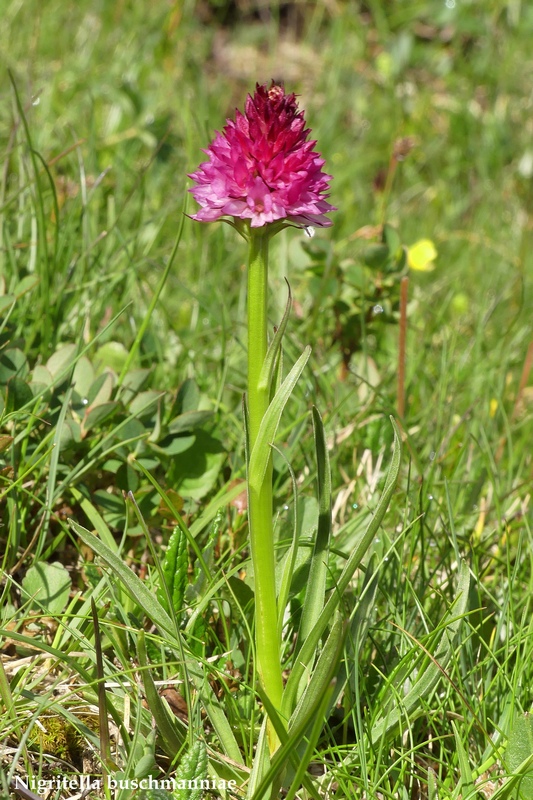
[[1, 1, 533, 798]]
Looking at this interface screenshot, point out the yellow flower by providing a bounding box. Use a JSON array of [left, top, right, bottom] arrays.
[[408, 239, 437, 271]]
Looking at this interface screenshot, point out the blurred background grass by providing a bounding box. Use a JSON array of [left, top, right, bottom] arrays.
[[2, 0, 532, 489], [3, 0, 533, 348]]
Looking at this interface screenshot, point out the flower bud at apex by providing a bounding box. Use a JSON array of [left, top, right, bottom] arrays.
[[188, 81, 336, 232]]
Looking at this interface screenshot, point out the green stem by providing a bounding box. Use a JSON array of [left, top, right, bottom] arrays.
[[247, 229, 284, 741]]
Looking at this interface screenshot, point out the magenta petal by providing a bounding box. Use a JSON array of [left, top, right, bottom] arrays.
[[188, 82, 336, 230]]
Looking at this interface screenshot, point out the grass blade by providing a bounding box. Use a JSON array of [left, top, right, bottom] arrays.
[[251, 688, 326, 800], [370, 560, 471, 742], [247, 719, 270, 800], [117, 201, 186, 387], [274, 445, 300, 639], [137, 630, 186, 757], [284, 680, 336, 800], [289, 612, 345, 733], [283, 416, 402, 716], [452, 720, 475, 800], [258, 280, 292, 393], [91, 598, 112, 770], [69, 520, 175, 637], [297, 406, 332, 652]]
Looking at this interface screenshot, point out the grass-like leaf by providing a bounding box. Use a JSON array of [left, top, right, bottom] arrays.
[[258, 280, 292, 394], [283, 680, 337, 800], [91, 598, 112, 769], [251, 685, 330, 800], [69, 522, 243, 764], [137, 630, 186, 758], [370, 559, 471, 743], [297, 406, 332, 652], [247, 719, 270, 800], [453, 720, 475, 800], [248, 346, 311, 492], [275, 445, 301, 639], [289, 611, 345, 733], [69, 519, 176, 637], [282, 416, 402, 717]]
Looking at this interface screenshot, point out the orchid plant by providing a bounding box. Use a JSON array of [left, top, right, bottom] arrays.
[[187, 81, 402, 792], [189, 82, 336, 741]]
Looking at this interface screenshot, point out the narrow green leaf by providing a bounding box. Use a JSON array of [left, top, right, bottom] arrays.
[[0, 628, 93, 683], [284, 680, 337, 800], [91, 599, 112, 768], [141, 593, 244, 765], [269, 317, 284, 402], [117, 214, 186, 386], [242, 392, 250, 468], [70, 489, 121, 553], [453, 721, 475, 799], [69, 520, 175, 637], [248, 346, 311, 492], [258, 280, 292, 393], [251, 686, 327, 800], [275, 446, 300, 639], [39, 382, 75, 557], [247, 719, 270, 800], [329, 555, 380, 711], [111, 508, 240, 770], [282, 416, 402, 716], [289, 612, 345, 733], [182, 662, 243, 765], [132, 459, 211, 580], [370, 560, 471, 743], [137, 631, 186, 757], [0, 650, 24, 741], [297, 406, 332, 652]]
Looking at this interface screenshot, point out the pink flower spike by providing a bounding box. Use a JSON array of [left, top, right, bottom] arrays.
[[188, 82, 336, 233]]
